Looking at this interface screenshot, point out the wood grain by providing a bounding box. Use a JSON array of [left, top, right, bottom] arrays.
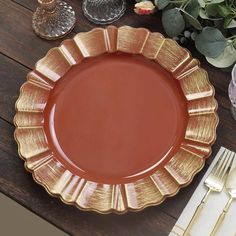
[[0, 53, 29, 123], [0, 0, 236, 235], [0, 1, 75, 68]]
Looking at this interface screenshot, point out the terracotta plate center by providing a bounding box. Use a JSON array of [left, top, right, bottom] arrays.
[[44, 53, 188, 184]]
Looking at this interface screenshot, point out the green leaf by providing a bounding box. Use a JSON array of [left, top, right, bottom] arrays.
[[195, 27, 227, 58], [162, 8, 185, 37], [154, 0, 170, 9], [217, 4, 231, 17], [206, 0, 224, 4], [227, 19, 236, 28], [185, 0, 200, 18], [198, 0, 205, 7], [205, 4, 218, 17], [206, 44, 236, 68], [181, 10, 202, 30], [199, 9, 211, 19], [199, 8, 222, 20], [224, 15, 236, 28]]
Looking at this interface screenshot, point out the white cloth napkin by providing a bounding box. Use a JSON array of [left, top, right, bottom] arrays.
[[169, 147, 236, 236]]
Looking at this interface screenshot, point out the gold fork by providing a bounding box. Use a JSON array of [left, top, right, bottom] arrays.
[[183, 149, 234, 236], [210, 153, 236, 236]]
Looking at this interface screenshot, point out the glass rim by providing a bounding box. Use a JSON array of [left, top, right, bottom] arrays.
[[232, 63, 236, 85]]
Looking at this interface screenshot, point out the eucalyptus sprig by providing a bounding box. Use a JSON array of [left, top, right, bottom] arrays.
[[135, 0, 236, 68]]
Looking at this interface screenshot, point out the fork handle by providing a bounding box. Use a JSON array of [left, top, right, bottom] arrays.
[[210, 197, 233, 236], [183, 189, 212, 236]]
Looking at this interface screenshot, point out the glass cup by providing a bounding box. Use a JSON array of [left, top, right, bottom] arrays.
[[32, 0, 76, 40], [229, 63, 236, 120], [82, 0, 126, 25]]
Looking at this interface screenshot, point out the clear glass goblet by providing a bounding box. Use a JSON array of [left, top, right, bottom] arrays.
[[229, 63, 236, 120], [32, 0, 76, 40], [82, 0, 126, 25]]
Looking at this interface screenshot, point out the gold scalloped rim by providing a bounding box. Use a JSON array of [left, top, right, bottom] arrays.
[[14, 26, 218, 214]]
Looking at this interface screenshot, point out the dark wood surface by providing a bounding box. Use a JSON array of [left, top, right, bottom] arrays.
[[0, 0, 235, 235]]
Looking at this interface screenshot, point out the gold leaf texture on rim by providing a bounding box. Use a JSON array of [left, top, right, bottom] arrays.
[[14, 26, 218, 214]]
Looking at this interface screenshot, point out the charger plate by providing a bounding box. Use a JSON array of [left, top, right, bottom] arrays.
[[14, 26, 218, 214]]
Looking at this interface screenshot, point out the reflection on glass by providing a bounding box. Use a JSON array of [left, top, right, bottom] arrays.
[[32, 0, 76, 40], [229, 64, 236, 120], [82, 0, 126, 25]]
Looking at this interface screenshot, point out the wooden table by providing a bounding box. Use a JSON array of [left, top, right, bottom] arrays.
[[0, 1, 235, 235]]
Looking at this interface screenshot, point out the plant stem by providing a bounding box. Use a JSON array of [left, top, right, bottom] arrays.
[[182, 0, 190, 10], [228, 35, 236, 40], [177, 0, 190, 10], [227, 36, 236, 47], [178, 0, 188, 10]]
